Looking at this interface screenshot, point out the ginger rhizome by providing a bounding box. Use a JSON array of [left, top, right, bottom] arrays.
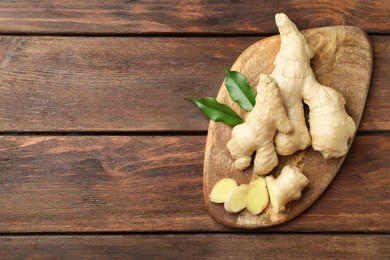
[[272, 13, 356, 158], [265, 165, 309, 214], [227, 74, 293, 175], [271, 14, 312, 156], [209, 178, 238, 203], [226, 14, 355, 175]]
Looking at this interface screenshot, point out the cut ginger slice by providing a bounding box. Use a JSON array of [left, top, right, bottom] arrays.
[[246, 177, 269, 215], [224, 184, 249, 213], [209, 178, 238, 203]]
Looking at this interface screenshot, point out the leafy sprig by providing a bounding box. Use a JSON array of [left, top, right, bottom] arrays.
[[186, 68, 255, 126], [224, 67, 256, 112], [185, 98, 244, 126]]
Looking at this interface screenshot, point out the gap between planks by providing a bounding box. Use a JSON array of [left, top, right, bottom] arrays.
[[0, 130, 387, 137], [0, 230, 389, 237], [0, 32, 387, 38]]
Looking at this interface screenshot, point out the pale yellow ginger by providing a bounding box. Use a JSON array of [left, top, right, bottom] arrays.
[[265, 165, 309, 214], [272, 13, 356, 158], [209, 178, 238, 203], [305, 86, 356, 158], [227, 74, 293, 175], [246, 177, 269, 215], [224, 184, 249, 214]]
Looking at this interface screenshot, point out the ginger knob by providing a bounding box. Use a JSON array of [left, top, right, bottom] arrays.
[[227, 74, 293, 175], [265, 165, 309, 214]]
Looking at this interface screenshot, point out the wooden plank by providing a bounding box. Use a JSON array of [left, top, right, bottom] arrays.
[[0, 1, 388, 34], [0, 36, 387, 132], [361, 36, 390, 131], [0, 135, 388, 232], [1, 234, 389, 259]]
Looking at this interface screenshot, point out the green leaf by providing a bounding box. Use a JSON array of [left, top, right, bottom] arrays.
[[224, 67, 256, 111], [186, 98, 244, 126]]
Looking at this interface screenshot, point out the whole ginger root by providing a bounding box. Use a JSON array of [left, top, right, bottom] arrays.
[[227, 74, 293, 175], [271, 13, 313, 156], [272, 13, 356, 158]]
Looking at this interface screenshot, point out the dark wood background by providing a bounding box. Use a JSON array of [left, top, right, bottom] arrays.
[[0, 1, 388, 258]]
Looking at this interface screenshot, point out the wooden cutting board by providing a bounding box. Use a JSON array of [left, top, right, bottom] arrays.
[[204, 26, 372, 229]]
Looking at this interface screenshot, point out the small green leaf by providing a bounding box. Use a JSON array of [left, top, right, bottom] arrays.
[[186, 98, 244, 126], [224, 67, 256, 111]]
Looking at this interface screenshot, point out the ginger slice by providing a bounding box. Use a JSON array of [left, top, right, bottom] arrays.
[[224, 184, 249, 214], [246, 177, 269, 215], [209, 178, 238, 203]]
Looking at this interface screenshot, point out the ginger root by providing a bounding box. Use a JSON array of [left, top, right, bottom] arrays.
[[227, 74, 293, 175], [305, 86, 356, 158], [272, 13, 355, 158], [224, 184, 249, 214], [265, 165, 309, 214], [246, 177, 269, 215], [209, 178, 238, 203]]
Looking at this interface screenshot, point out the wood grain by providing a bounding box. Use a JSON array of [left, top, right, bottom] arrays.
[[0, 36, 387, 132], [0, 1, 386, 257], [362, 36, 390, 131], [204, 26, 372, 228], [0, 1, 388, 34], [0, 135, 388, 232], [1, 234, 388, 259]]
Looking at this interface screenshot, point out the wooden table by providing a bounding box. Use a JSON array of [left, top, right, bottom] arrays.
[[0, 1, 389, 258]]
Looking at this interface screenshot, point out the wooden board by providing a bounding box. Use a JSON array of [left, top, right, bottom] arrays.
[[0, 135, 388, 233], [204, 26, 373, 228], [0, 36, 387, 132], [0, 1, 388, 34], [1, 234, 388, 259]]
